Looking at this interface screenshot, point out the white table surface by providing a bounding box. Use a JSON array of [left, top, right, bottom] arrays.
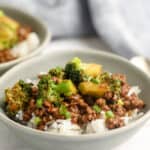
[[0, 38, 149, 150]]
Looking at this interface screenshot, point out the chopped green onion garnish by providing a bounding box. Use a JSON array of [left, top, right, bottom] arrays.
[[117, 99, 124, 106], [93, 104, 101, 113], [36, 98, 43, 108], [65, 111, 71, 119], [34, 117, 41, 125], [105, 110, 114, 118], [110, 79, 121, 93], [83, 75, 92, 82], [50, 82, 57, 89], [91, 78, 100, 84], [114, 79, 121, 86], [59, 105, 71, 119]]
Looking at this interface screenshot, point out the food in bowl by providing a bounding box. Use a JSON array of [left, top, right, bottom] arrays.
[[3, 57, 145, 135], [0, 10, 39, 63]]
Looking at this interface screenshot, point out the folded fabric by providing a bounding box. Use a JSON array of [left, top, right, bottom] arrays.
[[88, 0, 150, 58]]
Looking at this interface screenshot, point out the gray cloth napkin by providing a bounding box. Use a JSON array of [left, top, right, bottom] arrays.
[[88, 0, 150, 58]]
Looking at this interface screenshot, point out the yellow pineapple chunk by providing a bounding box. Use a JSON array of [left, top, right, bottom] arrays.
[[79, 81, 109, 97], [83, 63, 102, 77]]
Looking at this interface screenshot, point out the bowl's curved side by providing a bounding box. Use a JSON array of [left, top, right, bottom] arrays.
[[0, 5, 50, 73], [0, 49, 149, 149]]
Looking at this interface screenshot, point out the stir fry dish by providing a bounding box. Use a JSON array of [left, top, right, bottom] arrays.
[[0, 10, 39, 63], [4, 57, 145, 135]]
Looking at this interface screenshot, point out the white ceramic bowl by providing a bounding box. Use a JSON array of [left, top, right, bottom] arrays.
[[0, 49, 149, 150], [0, 5, 50, 74]]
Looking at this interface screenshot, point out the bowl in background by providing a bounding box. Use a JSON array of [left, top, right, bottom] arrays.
[[0, 49, 149, 150], [0, 5, 50, 74]]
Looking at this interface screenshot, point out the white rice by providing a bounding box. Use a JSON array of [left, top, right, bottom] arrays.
[[15, 110, 23, 120], [46, 119, 82, 135], [15, 108, 144, 135], [122, 109, 144, 125], [11, 32, 39, 57], [12, 40, 29, 57], [25, 78, 39, 85], [27, 113, 37, 128], [26, 32, 40, 50], [128, 109, 144, 120], [101, 111, 106, 119], [127, 86, 141, 96], [86, 119, 108, 134]]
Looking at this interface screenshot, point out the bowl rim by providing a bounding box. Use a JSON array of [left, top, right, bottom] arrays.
[[0, 49, 149, 141], [0, 4, 51, 68]]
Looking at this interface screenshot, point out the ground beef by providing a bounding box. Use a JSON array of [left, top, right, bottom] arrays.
[[17, 26, 32, 41], [68, 95, 99, 125], [0, 50, 16, 63], [121, 83, 130, 96], [96, 98, 110, 111], [111, 104, 126, 117], [31, 86, 38, 97], [112, 94, 119, 101], [96, 98, 107, 106], [112, 73, 126, 84], [105, 116, 125, 129], [69, 105, 80, 114], [104, 91, 113, 100], [124, 94, 145, 110], [22, 94, 100, 129], [84, 96, 95, 106], [37, 124, 45, 130]]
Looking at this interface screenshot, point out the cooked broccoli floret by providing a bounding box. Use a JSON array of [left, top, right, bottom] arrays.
[[64, 57, 84, 84], [18, 80, 33, 96], [110, 79, 121, 94], [38, 74, 78, 102], [65, 63, 83, 84], [37, 74, 60, 102], [98, 72, 122, 94], [59, 104, 71, 119], [38, 74, 52, 99], [64, 57, 102, 84], [49, 66, 64, 78], [5, 80, 32, 115]]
